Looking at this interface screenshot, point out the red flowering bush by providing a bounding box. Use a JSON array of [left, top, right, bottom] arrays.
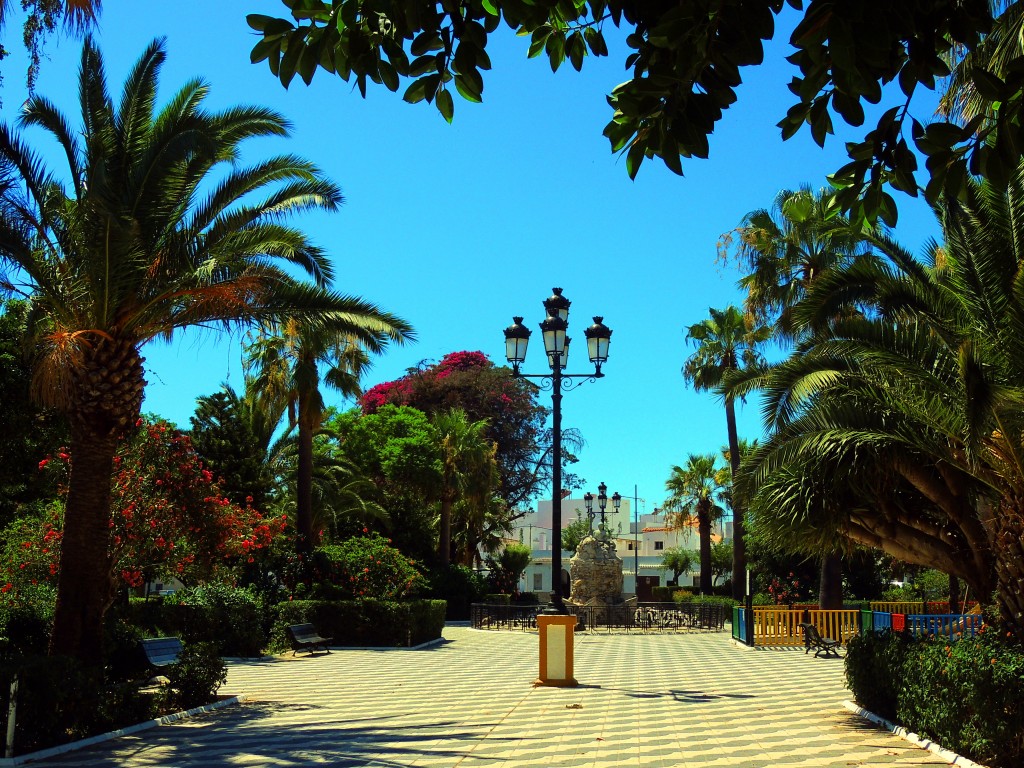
[[767, 572, 806, 605], [317, 533, 425, 600], [0, 418, 286, 602]]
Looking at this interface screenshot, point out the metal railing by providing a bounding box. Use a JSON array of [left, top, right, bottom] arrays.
[[470, 601, 728, 633]]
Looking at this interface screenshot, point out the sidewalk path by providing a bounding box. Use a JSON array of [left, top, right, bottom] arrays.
[[31, 627, 951, 767]]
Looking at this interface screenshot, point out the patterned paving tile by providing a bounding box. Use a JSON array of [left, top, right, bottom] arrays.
[[24, 628, 955, 767]]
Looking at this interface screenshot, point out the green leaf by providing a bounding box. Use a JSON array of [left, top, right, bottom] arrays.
[[972, 67, 1006, 101], [411, 31, 443, 56], [482, 0, 499, 15], [455, 73, 483, 103], [437, 88, 454, 123], [403, 77, 429, 104], [625, 142, 645, 180], [250, 38, 280, 65], [546, 33, 565, 72], [378, 60, 399, 92]]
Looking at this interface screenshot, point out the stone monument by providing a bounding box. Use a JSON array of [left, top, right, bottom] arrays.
[[567, 525, 636, 625]]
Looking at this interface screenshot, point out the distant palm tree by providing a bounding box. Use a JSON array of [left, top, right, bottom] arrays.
[[433, 408, 498, 566], [0, 37, 399, 665], [683, 306, 769, 598], [664, 454, 726, 594], [247, 318, 412, 550]]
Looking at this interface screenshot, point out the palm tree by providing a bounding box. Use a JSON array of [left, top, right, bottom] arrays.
[[664, 454, 726, 595], [0, 37, 410, 665], [683, 306, 769, 598], [734, 160, 1024, 635], [432, 408, 498, 566], [247, 319, 410, 551], [723, 187, 867, 607]]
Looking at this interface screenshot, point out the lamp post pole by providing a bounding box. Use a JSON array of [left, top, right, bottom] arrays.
[[550, 360, 564, 609], [503, 288, 612, 615]]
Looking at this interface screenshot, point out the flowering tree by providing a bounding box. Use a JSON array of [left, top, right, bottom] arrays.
[[1, 418, 286, 603], [317, 532, 425, 600], [361, 351, 564, 508]]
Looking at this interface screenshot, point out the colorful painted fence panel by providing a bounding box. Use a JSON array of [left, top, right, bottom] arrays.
[[906, 614, 984, 639], [869, 601, 924, 614], [751, 609, 860, 647]]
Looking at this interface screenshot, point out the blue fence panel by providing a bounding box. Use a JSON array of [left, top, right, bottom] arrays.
[[873, 611, 893, 631], [906, 613, 983, 639]]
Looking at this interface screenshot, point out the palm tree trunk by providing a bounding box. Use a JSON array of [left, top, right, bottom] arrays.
[[439, 498, 452, 566], [819, 553, 843, 609], [725, 396, 745, 600], [994, 497, 1024, 636], [698, 507, 712, 595], [48, 427, 118, 665], [296, 396, 315, 552]]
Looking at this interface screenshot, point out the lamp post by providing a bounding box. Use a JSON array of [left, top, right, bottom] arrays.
[[504, 288, 612, 614]]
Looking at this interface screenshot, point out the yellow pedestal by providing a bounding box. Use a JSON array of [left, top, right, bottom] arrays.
[[534, 614, 578, 687]]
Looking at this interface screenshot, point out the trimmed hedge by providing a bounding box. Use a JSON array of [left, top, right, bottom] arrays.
[[268, 599, 446, 652], [672, 591, 738, 610], [846, 629, 1024, 767]]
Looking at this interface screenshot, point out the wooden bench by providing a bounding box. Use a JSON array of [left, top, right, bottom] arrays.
[[140, 636, 183, 672], [798, 622, 841, 657], [287, 623, 332, 655]]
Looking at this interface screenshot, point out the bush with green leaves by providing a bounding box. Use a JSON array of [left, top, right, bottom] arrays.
[[316, 533, 426, 601], [846, 628, 1024, 767], [896, 629, 1024, 766], [269, 598, 446, 650], [161, 641, 227, 711], [845, 630, 917, 721], [162, 583, 266, 657], [426, 563, 487, 619], [0, 655, 156, 756], [672, 592, 738, 611]]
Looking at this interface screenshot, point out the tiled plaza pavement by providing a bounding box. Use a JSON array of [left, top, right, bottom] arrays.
[[31, 626, 953, 767]]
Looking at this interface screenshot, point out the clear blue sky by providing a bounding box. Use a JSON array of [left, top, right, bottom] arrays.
[[1, 2, 942, 519]]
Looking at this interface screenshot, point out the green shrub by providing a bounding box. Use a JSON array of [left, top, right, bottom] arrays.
[[896, 629, 1024, 767], [0, 584, 54, 661], [482, 593, 511, 605], [162, 583, 266, 657], [161, 641, 227, 711], [316, 534, 426, 600], [512, 592, 540, 605], [425, 564, 487, 619], [751, 592, 773, 605], [0, 654, 157, 756], [268, 599, 446, 651], [845, 630, 915, 721], [650, 586, 675, 602], [673, 593, 738, 610]]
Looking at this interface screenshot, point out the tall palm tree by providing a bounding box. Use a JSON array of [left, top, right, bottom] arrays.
[[247, 318, 410, 551], [722, 187, 871, 342], [0, 37, 410, 665], [663, 454, 726, 595], [432, 408, 498, 566], [734, 160, 1024, 635], [683, 306, 769, 598], [724, 187, 868, 607]]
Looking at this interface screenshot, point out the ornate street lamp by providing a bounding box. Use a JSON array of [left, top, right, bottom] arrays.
[[503, 287, 612, 614], [584, 491, 595, 531]]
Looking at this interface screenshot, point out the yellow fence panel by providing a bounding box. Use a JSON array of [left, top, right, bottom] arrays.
[[752, 608, 862, 647], [752, 608, 803, 646], [869, 601, 923, 614], [810, 610, 860, 645]]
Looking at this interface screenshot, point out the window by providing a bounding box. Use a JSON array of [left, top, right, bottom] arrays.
[[627, 542, 634, 550], [654, 541, 664, 551], [533, 573, 543, 591]]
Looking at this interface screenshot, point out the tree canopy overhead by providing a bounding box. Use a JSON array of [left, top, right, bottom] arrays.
[[250, 0, 1010, 225]]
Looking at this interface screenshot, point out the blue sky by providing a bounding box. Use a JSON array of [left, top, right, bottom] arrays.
[[2, 2, 943, 520]]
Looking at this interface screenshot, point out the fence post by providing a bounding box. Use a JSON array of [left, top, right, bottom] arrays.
[[744, 593, 754, 646], [5, 673, 17, 759]]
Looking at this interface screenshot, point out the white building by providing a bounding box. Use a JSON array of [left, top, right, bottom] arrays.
[[509, 497, 729, 601]]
